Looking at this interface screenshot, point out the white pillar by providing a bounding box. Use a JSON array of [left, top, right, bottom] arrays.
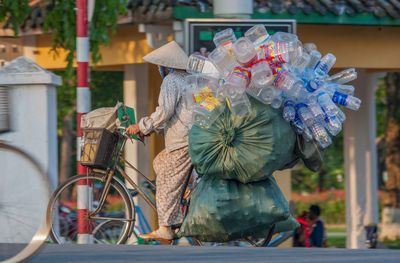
[[123, 63, 151, 225], [344, 69, 380, 249], [0, 56, 61, 242]]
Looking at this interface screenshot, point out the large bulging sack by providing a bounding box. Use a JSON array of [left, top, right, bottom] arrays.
[[178, 175, 298, 242], [189, 97, 297, 184]]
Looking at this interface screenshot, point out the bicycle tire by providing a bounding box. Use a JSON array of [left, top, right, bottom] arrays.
[[0, 142, 52, 263], [46, 173, 135, 244]]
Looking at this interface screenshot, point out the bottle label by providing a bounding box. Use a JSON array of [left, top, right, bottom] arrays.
[[232, 66, 251, 87], [273, 67, 287, 86], [221, 41, 233, 54], [332, 91, 348, 106], [265, 42, 286, 63], [192, 86, 213, 103], [294, 103, 307, 111], [240, 55, 259, 68], [200, 96, 222, 112], [255, 36, 270, 50]]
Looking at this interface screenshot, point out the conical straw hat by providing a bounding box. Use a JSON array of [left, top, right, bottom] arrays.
[[143, 41, 188, 70]]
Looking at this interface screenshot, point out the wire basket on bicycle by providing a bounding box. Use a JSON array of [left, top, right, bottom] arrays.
[[80, 102, 137, 170]]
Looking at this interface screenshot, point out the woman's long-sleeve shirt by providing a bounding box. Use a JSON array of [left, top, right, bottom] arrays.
[[138, 70, 192, 152]]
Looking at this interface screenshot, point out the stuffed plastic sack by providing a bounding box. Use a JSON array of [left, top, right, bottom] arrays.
[[178, 174, 297, 242], [189, 96, 297, 184]]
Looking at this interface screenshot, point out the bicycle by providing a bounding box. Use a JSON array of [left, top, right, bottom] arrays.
[[46, 104, 275, 247], [0, 86, 52, 263]]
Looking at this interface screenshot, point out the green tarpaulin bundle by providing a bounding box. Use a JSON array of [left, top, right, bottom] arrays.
[[178, 174, 299, 242], [189, 97, 298, 184]]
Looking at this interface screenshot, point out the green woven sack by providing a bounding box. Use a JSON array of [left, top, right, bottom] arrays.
[[178, 174, 297, 242], [189, 96, 297, 184]]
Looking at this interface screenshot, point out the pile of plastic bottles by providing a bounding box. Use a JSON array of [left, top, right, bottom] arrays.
[[185, 25, 361, 149]]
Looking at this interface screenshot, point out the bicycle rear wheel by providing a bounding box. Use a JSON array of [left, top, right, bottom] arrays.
[[0, 142, 52, 263], [47, 173, 135, 244]]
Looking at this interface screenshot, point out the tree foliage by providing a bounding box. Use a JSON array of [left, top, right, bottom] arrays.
[[0, 0, 30, 35]]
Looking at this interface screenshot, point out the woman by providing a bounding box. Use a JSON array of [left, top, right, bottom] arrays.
[[126, 41, 193, 240]]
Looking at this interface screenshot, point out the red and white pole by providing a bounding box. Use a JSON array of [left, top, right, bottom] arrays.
[[76, 0, 92, 244]]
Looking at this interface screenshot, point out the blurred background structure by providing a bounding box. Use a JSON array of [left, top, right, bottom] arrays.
[[0, 0, 400, 249]]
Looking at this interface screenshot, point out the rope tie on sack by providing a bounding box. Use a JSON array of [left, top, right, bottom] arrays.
[[221, 128, 236, 147]]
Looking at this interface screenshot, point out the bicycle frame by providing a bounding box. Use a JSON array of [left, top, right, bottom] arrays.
[[88, 135, 156, 220]]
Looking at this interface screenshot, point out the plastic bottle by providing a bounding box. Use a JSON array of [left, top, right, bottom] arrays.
[[326, 68, 357, 84], [309, 121, 332, 148], [270, 88, 284, 109], [244, 24, 270, 58], [290, 114, 313, 142], [290, 52, 311, 74], [324, 83, 355, 96], [314, 53, 336, 77], [330, 91, 361, 111], [322, 112, 342, 136], [303, 43, 317, 54], [315, 91, 340, 116], [186, 54, 220, 76], [246, 85, 273, 104], [336, 108, 346, 123], [270, 32, 298, 43], [251, 60, 273, 88], [223, 67, 252, 116], [274, 67, 304, 98], [295, 103, 314, 127], [306, 50, 322, 70], [264, 41, 290, 64], [232, 37, 258, 68], [213, 28, 237, 53], [184, 74, 219, 110], [193, 96, 225, 128], [307, 101, 325, 123], [283, 100, 296, 122], [208, 45, 239, 77]]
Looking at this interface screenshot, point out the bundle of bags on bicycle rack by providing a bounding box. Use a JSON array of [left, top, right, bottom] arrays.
[[178, 25, 360, 242]]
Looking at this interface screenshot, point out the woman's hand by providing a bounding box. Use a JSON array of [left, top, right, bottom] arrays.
[[126, 124, 140, 135]]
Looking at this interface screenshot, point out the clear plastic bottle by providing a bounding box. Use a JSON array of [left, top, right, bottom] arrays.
[[223, 67, 252, 116], [326, 68, 357, 84], [270, 32, 298, 43], [232, 37, 258, 67], [186, 54, 220, 76], [336, 108, 346, 123], [184, 74, 219, 110], [246, 85, 274, 104], [270, 88, 283, 109], [322, 113, 342, 136], [208, 45, 239, 78], [283, 100, 296, 122], [324, 83, 355, 96], [213, 28, 237, 53], [303, 43, 317, 53], [193, 96, 225, 128], [306, 50, 322, 70], [330, 91, 361, 111], [244, 24, 270, 58], [274, 68, 304, 98], [251, 60, 273, 88], [290, 52, 311, 73], [316, 91, 340, 116], [314, 53, 336, 77], [264, 41, 290, 63], [291, 114, 306, 135], [307, 101, 325, 122], [295, 103, 314, 127], [309, 121, 332, 148]]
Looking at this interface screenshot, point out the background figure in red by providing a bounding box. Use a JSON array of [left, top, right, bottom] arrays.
[[293, 211, 311, 247]]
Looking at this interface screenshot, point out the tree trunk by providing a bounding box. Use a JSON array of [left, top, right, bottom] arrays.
[[383, 72, 400, 208], [381, 72, 400, 240], [317, 167, 327, 192], [59, 111, 74, 202]]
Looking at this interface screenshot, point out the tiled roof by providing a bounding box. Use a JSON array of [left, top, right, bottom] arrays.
[[2, 0, 400, 33]]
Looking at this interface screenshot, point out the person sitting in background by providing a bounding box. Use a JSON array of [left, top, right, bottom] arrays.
[[308, 204, 325, 247], [294, 211, 310, 247]]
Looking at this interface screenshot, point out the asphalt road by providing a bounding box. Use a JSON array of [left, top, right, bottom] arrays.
[[2, 244, 400, 263]]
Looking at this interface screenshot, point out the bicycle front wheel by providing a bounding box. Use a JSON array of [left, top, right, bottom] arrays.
[[47, 173, 135, 244], [0, 142, 52, 263]]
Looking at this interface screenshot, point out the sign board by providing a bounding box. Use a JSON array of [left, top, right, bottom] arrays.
[[184, 19, 296, 56]]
